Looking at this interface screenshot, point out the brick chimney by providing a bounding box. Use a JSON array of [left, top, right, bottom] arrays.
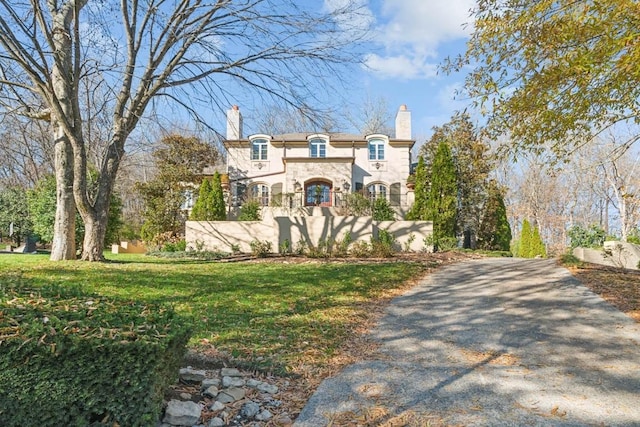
[[395, 104, 411, 140], [226, 105, 243, 140]]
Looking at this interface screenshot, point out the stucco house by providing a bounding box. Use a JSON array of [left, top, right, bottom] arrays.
[[223, 105, 416, 212]]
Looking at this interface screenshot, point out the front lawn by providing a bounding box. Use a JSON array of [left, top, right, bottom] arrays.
[[0, 253, 427, 371]]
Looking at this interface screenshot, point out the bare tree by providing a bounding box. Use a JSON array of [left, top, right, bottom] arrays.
[[344, 94, 394, 135], [0, 114, 54, 188], [0, 0, 368, 260]]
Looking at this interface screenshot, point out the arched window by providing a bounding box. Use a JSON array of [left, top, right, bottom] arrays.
[[367, 183, 388, 201], [305, 181, 332, 206], [309, 138, 327, 158], [251, 138, 268, 160], [249, 183, 270, 206], [368, 138, 385, 160]]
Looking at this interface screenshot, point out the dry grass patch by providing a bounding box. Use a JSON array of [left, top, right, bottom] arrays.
[[565, 262, 640, 322]]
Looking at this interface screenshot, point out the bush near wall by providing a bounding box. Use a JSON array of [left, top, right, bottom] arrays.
[[0, 277, 192, 427]]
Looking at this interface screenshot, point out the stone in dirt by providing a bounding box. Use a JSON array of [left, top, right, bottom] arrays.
[[220, 367, 242, 377], [163, 399, 201, 426], [256, 409, 273, 421], [179, 367, 207, 383], [203, 385, 219, 398], [209, 401, 225, 412], [257, 382, 278, 394], [202, 378, 221, 389], [216, 386, 246, 403], [222, 375, 246, 387], [240, 401, 260, 418], [207, 417, 225, 427]]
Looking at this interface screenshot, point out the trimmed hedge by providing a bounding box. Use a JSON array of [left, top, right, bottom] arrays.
[[0, 276, 192, 427]]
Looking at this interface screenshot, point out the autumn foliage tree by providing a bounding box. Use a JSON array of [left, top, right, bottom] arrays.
[[447, 0, 640, 159]]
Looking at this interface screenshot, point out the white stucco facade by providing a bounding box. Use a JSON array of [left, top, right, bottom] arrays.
[[223, 105, 416, 210]]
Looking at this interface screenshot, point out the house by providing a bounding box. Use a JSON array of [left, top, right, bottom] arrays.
[[223, 105, 416, 212]]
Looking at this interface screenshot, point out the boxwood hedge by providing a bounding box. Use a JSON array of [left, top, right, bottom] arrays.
[[0, 276, 192, 427]]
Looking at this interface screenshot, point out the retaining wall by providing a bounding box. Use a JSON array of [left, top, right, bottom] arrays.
[[573, 241, 640, 270], [186, 217, 433, 254]]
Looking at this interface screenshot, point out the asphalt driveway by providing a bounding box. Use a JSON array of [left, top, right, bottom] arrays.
[[294, 258, 640, 426]]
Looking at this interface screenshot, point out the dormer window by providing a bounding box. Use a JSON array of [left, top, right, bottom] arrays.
[[309, 138, 327, 158], [251, 138, 268, 160], [368, 138, 385, 161]]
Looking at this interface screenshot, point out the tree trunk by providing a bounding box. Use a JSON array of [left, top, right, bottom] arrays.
[[81, 210, 108, 261], [50, 129, 76, 260], [49, 5, 77, 261]]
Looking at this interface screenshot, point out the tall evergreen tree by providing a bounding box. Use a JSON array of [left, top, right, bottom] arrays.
[[406, 156, 429, 220], [477, 181, 512, 251], [518, 219, 533, 258], [210, 172, 227, 221], [531, 225, 547, 258], [419, 113, 491, 247], [428, 142, 458, 250], [190, 179, 213, 221]]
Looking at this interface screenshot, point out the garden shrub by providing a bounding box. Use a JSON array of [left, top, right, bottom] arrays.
[[249, 239, 272, 257], [238, 201, 261, 221], [0, 276, 192, 427], [370, 230, 397, 258], [349, 241, 371, 258]]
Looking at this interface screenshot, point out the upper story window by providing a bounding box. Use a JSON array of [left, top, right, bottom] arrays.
[[368, 138, 385, 161], [309, 138, 327, 158], [251, 138, 268, 160]]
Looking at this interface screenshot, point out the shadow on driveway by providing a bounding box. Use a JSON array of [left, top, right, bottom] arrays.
[[295, 258, 640, 426]]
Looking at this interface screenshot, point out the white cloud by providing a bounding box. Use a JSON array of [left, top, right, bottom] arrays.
[[367, 0, 475, 80], [364, 53, 438, 80]]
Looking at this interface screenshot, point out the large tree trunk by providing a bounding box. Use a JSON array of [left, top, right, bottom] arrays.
[[49, 4, 77, 261], [78, 134, 123, 261], [81, 212, 108, 261], [50, 129, 76, 260]]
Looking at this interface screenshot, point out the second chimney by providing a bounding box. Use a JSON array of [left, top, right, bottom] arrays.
[[226, 105, 243, 140], [395, 104, 411, 140]]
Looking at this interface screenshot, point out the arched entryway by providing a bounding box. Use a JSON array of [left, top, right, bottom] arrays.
[[305, 180, 333, 206]]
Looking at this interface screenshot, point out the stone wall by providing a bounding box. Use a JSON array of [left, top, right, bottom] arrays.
[[185, 217, 433, 254], [573, 241, 640, 270]]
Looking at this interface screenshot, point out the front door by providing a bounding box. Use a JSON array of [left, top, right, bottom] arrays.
[[305, 181, 332, 206]]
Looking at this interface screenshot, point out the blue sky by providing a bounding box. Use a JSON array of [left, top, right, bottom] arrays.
[[353, 0, 476, 144], [201, 0, 477, 147]]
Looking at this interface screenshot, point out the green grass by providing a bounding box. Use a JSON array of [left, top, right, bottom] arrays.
[[0, 253, 426, 371]]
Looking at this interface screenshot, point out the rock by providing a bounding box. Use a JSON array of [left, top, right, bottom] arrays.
[[163, 399, 201, 426], [203, 385, 219, 398], [220, 367, 241, 377], [264, 398, 282, 408], [222, 376, 246, 388], [207, 418, 225, 427], [246, 379, 261, 388], [240, 401, 260, 418], [202, 378, 220, 389], [179, 367, 207, 383], [179, 392, 192, 400], [209, 401, 225, 412], [256, 409, 273, 421], [257, 382, 278, 394], [216, 387, 245, 403], [273, 413, 293, 426]]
